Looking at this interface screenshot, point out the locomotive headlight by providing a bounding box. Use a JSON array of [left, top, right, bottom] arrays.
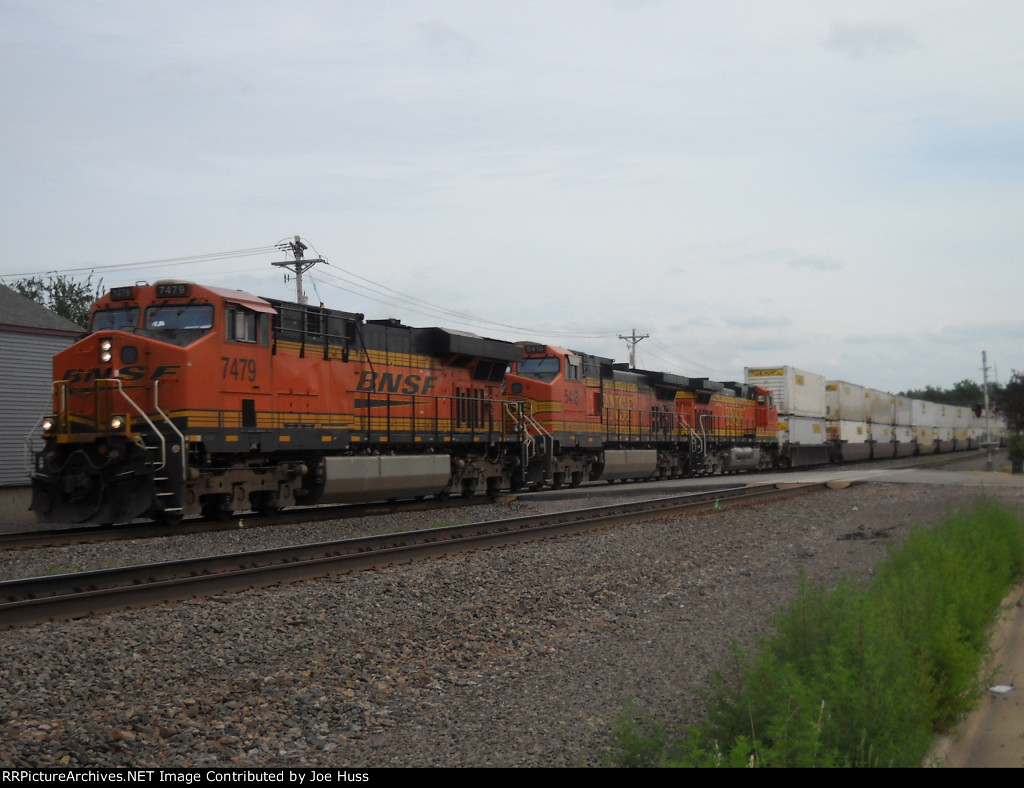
[[41, 417, 56, 434], [108, 415, 126, 431], [100, 339, 113, 363]]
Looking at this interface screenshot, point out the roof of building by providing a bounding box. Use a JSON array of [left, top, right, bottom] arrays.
[[0, 285, 85, 334]]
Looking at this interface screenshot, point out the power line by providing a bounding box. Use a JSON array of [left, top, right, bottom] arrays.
[[1, 246, 281, 279], [1, 237, 627, 344], [648, 337, 726, 375], [307, 265, 621, 341]]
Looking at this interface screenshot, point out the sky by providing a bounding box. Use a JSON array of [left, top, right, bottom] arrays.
[[1, 0, 1022, 395]]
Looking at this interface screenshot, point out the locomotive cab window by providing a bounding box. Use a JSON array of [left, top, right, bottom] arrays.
[[227, 305, 266, 345], [517, 357, 560, 381], [143, 304, 214, 345], [566, 355, 582, 381], [91, 307, 140, 332]]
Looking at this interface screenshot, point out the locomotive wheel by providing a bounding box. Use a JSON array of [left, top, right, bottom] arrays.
[[154, 508, 184, 526], [251, 491, 282, 517], [202, 494, 234, 521]]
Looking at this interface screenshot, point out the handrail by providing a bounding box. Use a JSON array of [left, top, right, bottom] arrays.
[[503, 400, 552, 464], [103, 378, 187, 485], [102, 378, 166, 472], [678, 412, 703, 455], [150, 379, 188, 485], [23, 413, 46, 477]]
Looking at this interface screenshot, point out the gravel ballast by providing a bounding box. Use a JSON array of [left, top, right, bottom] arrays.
[[2, 477, 1023, 767]]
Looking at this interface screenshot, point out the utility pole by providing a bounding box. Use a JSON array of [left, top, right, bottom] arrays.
[[983, 350, 992, 471], [619, 329, 649, 369], [273, 235, 326, 304]]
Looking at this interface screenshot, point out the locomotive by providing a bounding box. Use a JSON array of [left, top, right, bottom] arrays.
[[30, 280, 1000, 526], [30, 280, 780, 524], [505, 343, 778, 490]]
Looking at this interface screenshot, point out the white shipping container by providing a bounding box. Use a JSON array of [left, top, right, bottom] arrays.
[[833, 420, 869, 443], [870, 423, 895, 442], [911, 399, 939, 430], [914, 425, 937, 452], [745, 366, 826, 418], [780, 415, 827, 446], [893, 425, 914, 444], [894, 396, 913, 427], [865, 388, 895, 424], [826, 381, 866, 421]]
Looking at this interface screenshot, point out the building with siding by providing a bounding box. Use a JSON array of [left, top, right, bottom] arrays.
[[0, 285, 83, 487]]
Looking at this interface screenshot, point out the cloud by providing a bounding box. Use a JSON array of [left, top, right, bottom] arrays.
[[825, 22, 917, 60], [418, 19, 478, 57], [787, 255, 844, 272]]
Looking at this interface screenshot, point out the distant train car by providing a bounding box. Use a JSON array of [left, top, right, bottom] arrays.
[[750, 366, 1006, 463], [745, 366, 829, 467]]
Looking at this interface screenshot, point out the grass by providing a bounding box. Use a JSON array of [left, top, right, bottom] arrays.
[[608, 499, 1024, 768]]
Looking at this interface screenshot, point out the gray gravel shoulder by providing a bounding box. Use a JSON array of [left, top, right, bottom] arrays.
[[2, 481, 1023, 767]]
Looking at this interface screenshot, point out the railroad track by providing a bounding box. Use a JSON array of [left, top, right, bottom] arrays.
[[0, 481, 836, 630], [2, 449, 995, 552], [0, 493, 498, 551]]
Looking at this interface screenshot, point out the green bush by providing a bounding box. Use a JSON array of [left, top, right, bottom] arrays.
[[609, 499, 1024, 768]]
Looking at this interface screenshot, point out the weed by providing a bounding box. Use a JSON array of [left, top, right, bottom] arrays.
[[610, 499, 1024, 767]]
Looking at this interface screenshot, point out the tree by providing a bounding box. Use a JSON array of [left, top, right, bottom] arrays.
[[1001, 372, 1024, 433], [900, 379, 984, 406], [9, 272, 103, 327]]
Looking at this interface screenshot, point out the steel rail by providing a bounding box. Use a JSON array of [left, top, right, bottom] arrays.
[[0, 493, 499, 551], [3, 448, 993, 551]]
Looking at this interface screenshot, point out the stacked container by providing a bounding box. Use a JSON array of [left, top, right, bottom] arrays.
[[825, 381, 870, 461], [865, 388, 896, 458], [745, 366, 828, 466], [893, 395, 916, 456]]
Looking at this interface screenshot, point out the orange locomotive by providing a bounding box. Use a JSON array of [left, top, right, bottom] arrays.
[[32, 281, 523, 524], [32, 282, 781, 525], [504, 343, 779, 489]]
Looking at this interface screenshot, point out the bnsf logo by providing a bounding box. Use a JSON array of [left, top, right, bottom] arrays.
[[355, 370, 437, 396], [61, 365, 182, 388]]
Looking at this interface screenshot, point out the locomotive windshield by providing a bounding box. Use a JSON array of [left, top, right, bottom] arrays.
[[91, 307, 140, 332], [516, 357, 561, 381], [141, 304, 215, 345], [89, 303, 214, 346], [146, 304, 214, 330]]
